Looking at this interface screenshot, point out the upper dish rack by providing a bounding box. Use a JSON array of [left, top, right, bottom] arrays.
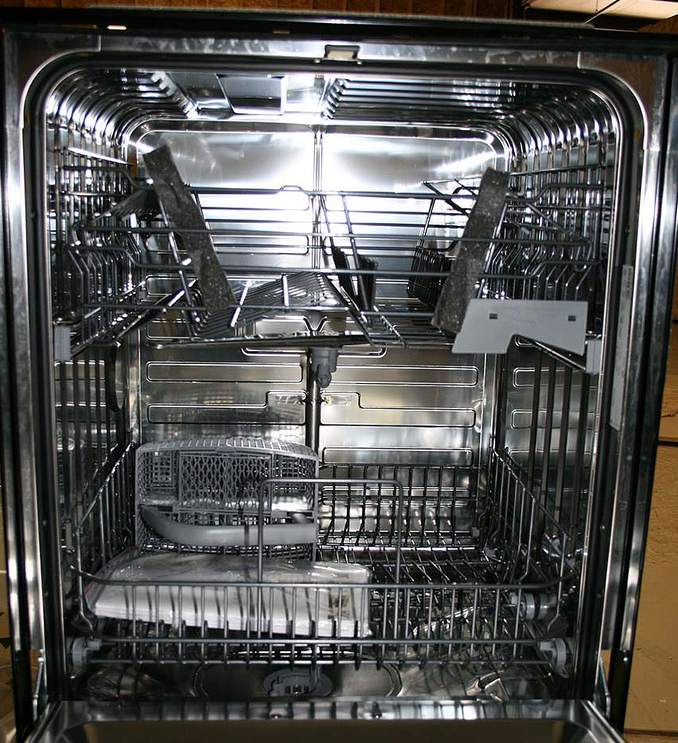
[[51, 146, 611, 359]]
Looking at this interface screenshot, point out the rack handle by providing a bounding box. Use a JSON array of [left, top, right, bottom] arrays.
[[140, 506, 317, 548]]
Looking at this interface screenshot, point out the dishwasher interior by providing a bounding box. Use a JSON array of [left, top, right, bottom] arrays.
[[46, 62, 619, 705]]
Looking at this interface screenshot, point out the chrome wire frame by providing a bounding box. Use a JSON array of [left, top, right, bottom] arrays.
[[70, 448, 577, 668], [53, 153, 610, 354]]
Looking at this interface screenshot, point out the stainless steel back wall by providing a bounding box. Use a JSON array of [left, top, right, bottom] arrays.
[[138, 127, 505, 462]]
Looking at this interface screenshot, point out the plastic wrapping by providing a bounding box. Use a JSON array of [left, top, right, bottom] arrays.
[[87, 551, 372, 638]]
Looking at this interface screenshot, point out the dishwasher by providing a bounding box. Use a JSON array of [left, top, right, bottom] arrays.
[[0, 10, 676, 743]]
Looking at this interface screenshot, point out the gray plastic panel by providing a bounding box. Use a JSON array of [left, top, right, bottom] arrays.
[[453, 300, 588, 356]]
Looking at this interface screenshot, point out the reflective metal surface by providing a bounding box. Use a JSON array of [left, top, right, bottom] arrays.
[[605, 57, 678, 725], [26, 700, 625, 743]]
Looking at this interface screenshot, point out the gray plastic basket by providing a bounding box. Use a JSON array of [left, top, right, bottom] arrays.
[[135, 437, 319, 553]]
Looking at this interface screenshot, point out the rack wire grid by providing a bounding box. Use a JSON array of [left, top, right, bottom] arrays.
[[70, 447, 578, 668], [51, 146, 612, 354]]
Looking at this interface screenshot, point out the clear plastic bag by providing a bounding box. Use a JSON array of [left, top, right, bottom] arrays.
[[87, 551, 372, 638]]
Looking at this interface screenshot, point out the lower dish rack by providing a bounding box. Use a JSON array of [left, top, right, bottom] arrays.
[[70, 448, 579, 672]]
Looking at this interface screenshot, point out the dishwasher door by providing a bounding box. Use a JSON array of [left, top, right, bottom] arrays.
[[27, 699, 627, 743], [1, 11, 676, 743]]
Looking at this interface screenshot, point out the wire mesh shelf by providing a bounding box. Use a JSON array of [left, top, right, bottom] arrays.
[[70, 447, 578, 669], [52, 151, 611, 355]]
